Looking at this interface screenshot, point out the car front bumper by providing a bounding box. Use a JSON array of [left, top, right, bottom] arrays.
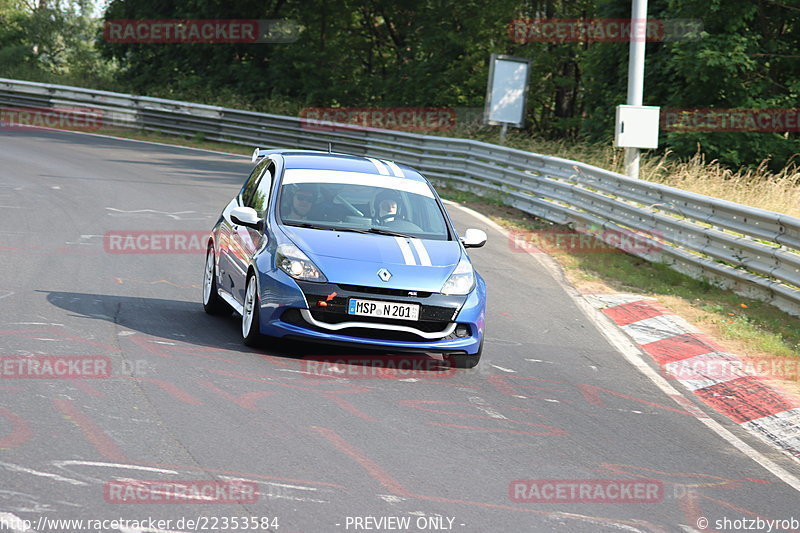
[[256, 272, 485, 355]]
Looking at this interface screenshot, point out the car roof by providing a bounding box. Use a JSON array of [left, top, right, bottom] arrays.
[[259, 149, 428, 183]]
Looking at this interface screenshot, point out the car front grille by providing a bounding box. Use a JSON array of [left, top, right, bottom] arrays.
[[337, 284, 432, 298]]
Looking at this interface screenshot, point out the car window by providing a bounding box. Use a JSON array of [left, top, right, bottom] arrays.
[[278, 170, 451, 240], [240, 160, 268, 208], [246, 162, 274, 219]]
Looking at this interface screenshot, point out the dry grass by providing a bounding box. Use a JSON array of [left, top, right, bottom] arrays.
[[640, 152, 800, 218], [443, 125, 800, 219]]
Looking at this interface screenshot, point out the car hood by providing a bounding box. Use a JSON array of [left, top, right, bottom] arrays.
[[283, 227, 462, 292]]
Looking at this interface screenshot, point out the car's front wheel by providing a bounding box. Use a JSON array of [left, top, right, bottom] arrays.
[[242, 272, 262, 346], [203, 248, 232, 316]]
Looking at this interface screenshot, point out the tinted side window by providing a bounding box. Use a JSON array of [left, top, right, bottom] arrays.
[[241, 160, 267, 207], [246, 162, 274, 218]]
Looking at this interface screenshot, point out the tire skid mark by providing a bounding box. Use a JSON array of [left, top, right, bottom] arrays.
[[312, 426, 657, 530], [196, 379, 275, 410], [52, 398, 128, 462], [123, 376, 203, 405], [0, 407, 32, 450]]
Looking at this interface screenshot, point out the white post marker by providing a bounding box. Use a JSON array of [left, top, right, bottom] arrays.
[[617, 0, 660, 179]]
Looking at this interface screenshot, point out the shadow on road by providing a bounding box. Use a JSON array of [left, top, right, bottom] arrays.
[[39, 290, 450, 370]]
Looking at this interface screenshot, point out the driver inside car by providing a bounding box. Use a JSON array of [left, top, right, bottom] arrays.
[[283, 185, 317, 221], [373, 190, 402, 224]]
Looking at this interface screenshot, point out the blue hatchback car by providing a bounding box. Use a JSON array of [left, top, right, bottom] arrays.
[[203, 149, 487, 367]]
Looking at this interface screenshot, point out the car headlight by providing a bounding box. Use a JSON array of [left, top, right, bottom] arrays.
[[276, 244, 327, 282], [441, 256, 475, 295]]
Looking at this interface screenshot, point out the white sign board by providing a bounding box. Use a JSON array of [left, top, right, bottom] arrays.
[[615, 105, 660, 149], [484, 54, 531, 128]]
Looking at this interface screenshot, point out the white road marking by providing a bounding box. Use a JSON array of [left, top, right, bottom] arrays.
[[524, 358, 554, 364], [620, 315, 700, 345], [469, 396, 508, 419], [377, 495, 406, 503], [105, 208, 206, 220], [52, 460, 178, 475], [0, 512, 36, 532], [218, 476, 318, 492], [741, 409, 800, 452], [582, 293, 655, 309], [64, 234, 103, 245], [489, 364, 516, 373], [217, 477, 329, 502], [8, 322, 63, 326], [0, 461, 87, 486]]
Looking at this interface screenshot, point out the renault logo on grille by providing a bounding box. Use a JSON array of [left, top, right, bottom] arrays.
[[377, 268, 392, 282]]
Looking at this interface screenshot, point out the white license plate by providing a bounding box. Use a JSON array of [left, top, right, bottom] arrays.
[[347, 298, 420, 321]]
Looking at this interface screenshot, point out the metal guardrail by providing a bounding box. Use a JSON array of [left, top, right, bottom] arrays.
[[2, 77, 800, 317]]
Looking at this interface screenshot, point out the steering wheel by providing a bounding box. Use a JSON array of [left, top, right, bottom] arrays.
[[374, 213, 398, 225]]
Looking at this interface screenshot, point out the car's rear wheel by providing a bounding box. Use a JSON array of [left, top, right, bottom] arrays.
[[203, 248, 232, 316], [242, 273, 262, 346], [446, 339, 483, 369]]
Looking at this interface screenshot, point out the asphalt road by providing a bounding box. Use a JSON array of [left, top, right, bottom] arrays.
[[1, 127, 799, 533]]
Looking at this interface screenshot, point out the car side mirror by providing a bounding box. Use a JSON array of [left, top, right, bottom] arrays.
[[462, 228, 487, 248], [230, 206, 262, 230]]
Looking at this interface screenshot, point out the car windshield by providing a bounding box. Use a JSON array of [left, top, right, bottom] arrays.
[[278, 169, 450, 240]]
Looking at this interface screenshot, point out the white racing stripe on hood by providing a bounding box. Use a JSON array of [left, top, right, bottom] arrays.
[[410, 238, 432, 266], [383, 160, 405, 177], [365, 157, 390, 175], [394, 236, 416, 265]]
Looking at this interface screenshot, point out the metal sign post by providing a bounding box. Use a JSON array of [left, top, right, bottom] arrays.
[[624, 0, 649, 178]]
